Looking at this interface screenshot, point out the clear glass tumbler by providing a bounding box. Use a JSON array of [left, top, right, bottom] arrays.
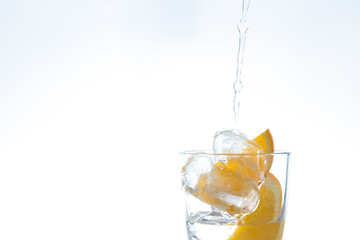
[[180, 151, 290, 240]]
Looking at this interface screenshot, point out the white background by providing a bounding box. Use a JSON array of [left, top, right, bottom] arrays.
[[0, 0, 359, 239]]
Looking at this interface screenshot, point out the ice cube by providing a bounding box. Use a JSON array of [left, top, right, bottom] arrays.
[[198, 163, 260, 216], [182, 154, 214, 196], [213, 129, 262, 154], [213, 129, 266, 184]]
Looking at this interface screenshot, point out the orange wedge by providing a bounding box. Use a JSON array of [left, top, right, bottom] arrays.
[[228, 173, 283, 240], [228, 221, 285, 240], [253, 129, 274, 154], [253, 129, 274, 176], [243, 173, 282, 224]]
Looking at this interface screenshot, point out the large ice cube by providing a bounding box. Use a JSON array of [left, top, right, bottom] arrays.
[[198, 163, 260, 216], [182, 155, 214, 196], [213, 129, 262, 154], [213, 129, 266, 184]]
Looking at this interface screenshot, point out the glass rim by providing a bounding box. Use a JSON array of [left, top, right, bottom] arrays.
[[179, 150, 290, 156]]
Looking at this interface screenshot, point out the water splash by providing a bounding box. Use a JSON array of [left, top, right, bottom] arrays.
[[233, 0, 251, 126]]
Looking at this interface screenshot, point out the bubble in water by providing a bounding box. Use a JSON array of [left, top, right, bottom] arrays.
[[233, 81, 243, 93], [237, 21, 249, 33]]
